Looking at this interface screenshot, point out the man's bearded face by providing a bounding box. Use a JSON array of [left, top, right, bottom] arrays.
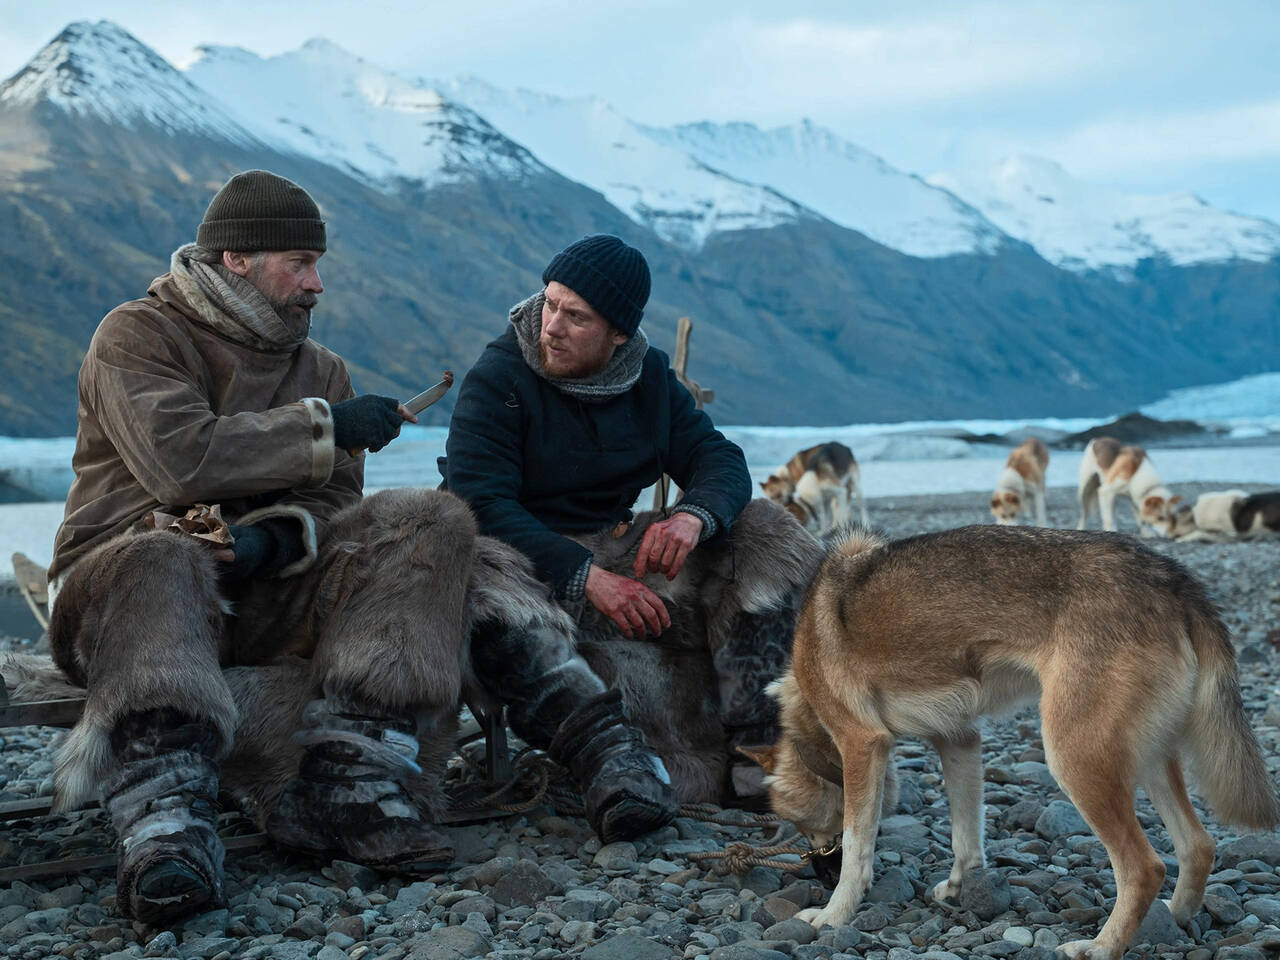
[[539, 281, 627, 379], [245, 250, 323, 336]]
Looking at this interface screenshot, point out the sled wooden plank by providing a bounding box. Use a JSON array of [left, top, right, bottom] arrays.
[[0, 801, 514, 880], [0, 797, 58, 819], [0, 696, 85, 728], [11, 552, 50, 631], [0, 833, 270, 884]]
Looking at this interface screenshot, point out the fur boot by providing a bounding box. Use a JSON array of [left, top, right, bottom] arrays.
[[470, 618, 677, 841], [547, 689, 678, 843], [104, 709, 225, 925], [265, 692, 452, 870]]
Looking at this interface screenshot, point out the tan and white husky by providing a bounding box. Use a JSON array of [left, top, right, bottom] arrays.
[[761, 442, 868, 533], [745, 526, 1277, 960], [1076, 437, 1178, 536], [990, 437, 1050, 525]]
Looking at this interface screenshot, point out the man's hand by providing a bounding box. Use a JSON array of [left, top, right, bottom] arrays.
[[585, 564, 672, 639], [331, 395, 418, 454], [633, 512, 703, 580]]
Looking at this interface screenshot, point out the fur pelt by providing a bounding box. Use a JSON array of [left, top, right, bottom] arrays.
[[569, 498, 825, 801], [44, 488, 485, 814], [48, 530, 236, 813]]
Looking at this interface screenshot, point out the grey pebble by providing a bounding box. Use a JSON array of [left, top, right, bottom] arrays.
[[761, 916, 817, 943], [1033, 800, 1090, 840], [958, 868, 1013, 920]]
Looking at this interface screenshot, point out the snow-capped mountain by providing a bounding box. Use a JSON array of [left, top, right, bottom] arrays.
[[0, 20, 254, 145], [643, 120, 1006, 259], [433, 77, 811, 249], [930, 155, 1280, 271], [184, 40, 547, 188]]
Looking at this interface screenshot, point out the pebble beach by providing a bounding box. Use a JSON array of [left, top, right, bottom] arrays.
[[1, 484, 1278, 960]]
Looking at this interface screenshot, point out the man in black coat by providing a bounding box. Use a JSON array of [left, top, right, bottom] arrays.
[[447, 236, 814, 818], [447, 234, 751, 631]]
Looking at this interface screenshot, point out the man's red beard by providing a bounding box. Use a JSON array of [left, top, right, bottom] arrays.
[[539, 338, 614, 378]]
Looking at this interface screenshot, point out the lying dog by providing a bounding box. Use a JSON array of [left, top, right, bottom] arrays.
[[746, 525, 1277, 960], [1076, 437, 1178, 536], [990, 437, 1049, 525], [761, 442, 868, 533], [1171, 489, 1280, 541]]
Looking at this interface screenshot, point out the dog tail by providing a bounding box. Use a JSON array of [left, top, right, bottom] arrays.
[[1185, 599, 1280, 830]]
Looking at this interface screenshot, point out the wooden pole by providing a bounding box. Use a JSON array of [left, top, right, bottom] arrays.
[[655, 317, 712, 509]]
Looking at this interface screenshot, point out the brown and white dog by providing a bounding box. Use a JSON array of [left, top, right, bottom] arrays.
[[1076, 437, 1179, 536], [1171, 490, 1280, 541], [989, 437, 1049, 526], [761, 442, 868, 534], [745, 525, 1278, 960]]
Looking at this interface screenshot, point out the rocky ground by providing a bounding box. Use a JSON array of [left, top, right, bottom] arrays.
[[1, 486, 1278, 960]]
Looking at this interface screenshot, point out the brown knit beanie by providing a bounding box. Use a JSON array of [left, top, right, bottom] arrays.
[[196, 170, 326, 252]]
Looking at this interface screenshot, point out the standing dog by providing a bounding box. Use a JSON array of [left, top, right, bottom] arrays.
[[990, 437, 1050, 526], [761, 442, 868, 533], [746, 526, 1277, 960], [1076, 437, 1179, 536]]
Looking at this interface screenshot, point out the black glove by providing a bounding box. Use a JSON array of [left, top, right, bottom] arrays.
[[226, 520, 305, 581], [331, 395, 403, 453]]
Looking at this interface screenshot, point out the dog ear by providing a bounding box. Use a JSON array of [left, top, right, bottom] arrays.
[[1003, 492, 1019, 504], [990, 497, 1001, 510], [1169, 495, 1183, 505], [1143, 495, 1165, 511], [737, 744, 777, 773]]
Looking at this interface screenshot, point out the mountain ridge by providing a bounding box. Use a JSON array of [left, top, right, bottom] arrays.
[[0, 20, 1277, 439]]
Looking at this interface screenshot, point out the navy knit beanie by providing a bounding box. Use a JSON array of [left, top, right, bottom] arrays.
[[197, 170, 326, 252], [541, 235, 650, 336]]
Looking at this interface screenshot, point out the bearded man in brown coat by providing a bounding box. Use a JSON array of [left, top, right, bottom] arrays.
[[42, 171, 683, 926]]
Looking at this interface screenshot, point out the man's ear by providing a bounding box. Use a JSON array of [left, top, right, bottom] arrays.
[[737, 744, 777, 774], [222, 250, 252, 278], [610, 329, 629, 347]]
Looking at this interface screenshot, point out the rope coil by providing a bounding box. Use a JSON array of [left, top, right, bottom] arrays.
[[444, 745, 816, 876]]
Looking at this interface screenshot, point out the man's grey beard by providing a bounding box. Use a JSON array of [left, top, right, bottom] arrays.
[[245, 262, 317, 339]]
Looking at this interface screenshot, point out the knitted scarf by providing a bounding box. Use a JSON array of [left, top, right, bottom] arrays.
[[509, 292, 647, 401], [167, 243, 310, 352]]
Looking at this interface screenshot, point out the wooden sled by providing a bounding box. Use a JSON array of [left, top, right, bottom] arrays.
[[2, 554, 516, 882]]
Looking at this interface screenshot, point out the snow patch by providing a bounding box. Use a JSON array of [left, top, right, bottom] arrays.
[[434, 77, 809, 249], [184, 42, 546, 189], [644, 120, 1004, 258], [931, 155, 1280, 270], [0, 21, 255, 144]]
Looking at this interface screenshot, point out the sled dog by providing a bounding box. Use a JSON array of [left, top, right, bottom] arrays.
[[1076, 437, 1178, 536], [745, 525, 1278, 960], [1172, 489, 1280, 541], [761, 442, 868, 533], [990, 437, 1049, 526]]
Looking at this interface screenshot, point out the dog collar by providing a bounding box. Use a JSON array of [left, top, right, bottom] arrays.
[[798, 746, 844, 786]]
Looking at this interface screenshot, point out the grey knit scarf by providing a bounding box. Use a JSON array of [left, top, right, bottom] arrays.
[[510, 292, 647, 401], [167, 243, 310, 352]]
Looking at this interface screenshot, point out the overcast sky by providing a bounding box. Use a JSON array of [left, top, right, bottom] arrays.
[[3, 0, 1279, 221]]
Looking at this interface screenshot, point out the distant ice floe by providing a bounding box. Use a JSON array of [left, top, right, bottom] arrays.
[[1140, 373, 1280, 437]]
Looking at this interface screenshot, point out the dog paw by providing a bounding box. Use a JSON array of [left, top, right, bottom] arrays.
[[1162, 897, 1194, 928], [1056, 938, 1119, 960], [931, 878, 961, 902], [795, 905, 847, 929]]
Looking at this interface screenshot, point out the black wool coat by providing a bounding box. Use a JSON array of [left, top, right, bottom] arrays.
[[444, 327, 751, 594]]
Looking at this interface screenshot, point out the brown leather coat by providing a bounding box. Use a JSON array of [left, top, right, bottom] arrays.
[[50, 273, 358, 580]]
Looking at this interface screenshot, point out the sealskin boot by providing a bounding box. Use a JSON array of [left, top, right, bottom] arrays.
[[105, 710, 225, 925], [266, 696, 452, 871], [548, 690, 677, 843]]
